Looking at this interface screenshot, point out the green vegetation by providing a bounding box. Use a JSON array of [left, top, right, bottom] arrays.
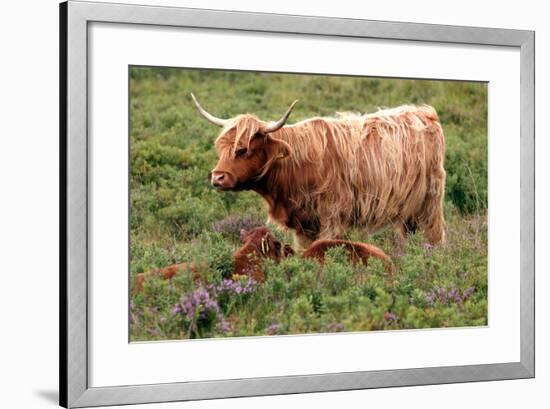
[[129, 67, 488, 341]]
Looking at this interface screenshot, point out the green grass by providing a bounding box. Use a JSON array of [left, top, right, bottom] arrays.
[[129, 67, 488, 341]]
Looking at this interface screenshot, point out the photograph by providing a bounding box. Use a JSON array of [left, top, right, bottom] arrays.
[[0, 0, 542, 407], [129, 67, 488, 341]]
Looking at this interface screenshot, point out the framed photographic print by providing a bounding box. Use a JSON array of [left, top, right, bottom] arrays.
[[60, 1, 535, 407]]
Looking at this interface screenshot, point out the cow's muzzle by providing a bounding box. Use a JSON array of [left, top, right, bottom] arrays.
[[211, 171, 234, 190]]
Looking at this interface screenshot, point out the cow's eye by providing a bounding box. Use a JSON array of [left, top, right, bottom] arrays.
[[235, 147, 248, 157]]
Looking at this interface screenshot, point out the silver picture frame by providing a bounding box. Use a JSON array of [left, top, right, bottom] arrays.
[[60, 1, 535, 407]]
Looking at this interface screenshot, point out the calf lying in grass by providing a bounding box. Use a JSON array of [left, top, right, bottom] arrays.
[[233, 227, 294, 281], [136, 227, 393, 291]]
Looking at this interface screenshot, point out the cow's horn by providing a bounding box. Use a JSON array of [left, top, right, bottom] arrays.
[[190, 93, 229, 127], [263, 100, 299, 133]]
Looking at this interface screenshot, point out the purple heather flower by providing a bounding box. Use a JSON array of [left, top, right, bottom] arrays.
[[174, 286, 221, 321], [423, 243, 434, 256], [425, 291, 436, 306], [448, 287, 460, 303], [463, 287, 475, 298], [384, 312, 397, 323], [216, 277, 256, 296], [424, 285, 476, 306], [217, 319, 230, 334], [266, 323, 280, 335], [172, 277, 257, 337], [212, 215, 263, 237], [326, 322, 345, 332]]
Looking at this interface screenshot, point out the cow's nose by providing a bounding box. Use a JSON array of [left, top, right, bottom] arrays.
[[211, 171, 226, 186]]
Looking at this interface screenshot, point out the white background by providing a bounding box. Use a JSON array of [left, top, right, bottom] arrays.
[[89, 22, 520, 386], [0, 0, 547, 408]]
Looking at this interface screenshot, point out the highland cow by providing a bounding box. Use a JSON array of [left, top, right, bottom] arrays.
[[192, 94, 446, 249]]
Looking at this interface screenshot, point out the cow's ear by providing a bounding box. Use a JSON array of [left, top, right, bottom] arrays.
[[266, 135, 291, 161], [239, 229, 248, 242]]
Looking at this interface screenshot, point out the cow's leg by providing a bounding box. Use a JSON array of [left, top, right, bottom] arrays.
[[293, 232, 313, 252], [394, 222, 407, 242], [293, 221, 337, 251], [418, 174, 446, 245], [392, 222, 408, 256], [395, 218, 417, 238], [294, 234, 311, 252]]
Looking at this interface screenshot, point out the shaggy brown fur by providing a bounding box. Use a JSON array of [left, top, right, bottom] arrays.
[[303, 239, 394, 275], [233, 227, 290, 281], [209, 105, 446, 249]]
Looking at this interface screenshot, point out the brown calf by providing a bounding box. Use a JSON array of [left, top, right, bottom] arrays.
[[135, 262, 196, 293], [233, 227, 290, 281], [303, 239, 394, 275], [135, 227, 393, 290]]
